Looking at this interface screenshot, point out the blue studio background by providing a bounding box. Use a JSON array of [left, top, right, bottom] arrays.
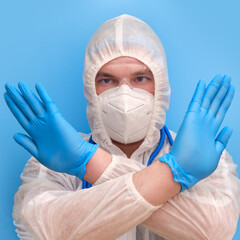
[[1, 0, 240, 239]]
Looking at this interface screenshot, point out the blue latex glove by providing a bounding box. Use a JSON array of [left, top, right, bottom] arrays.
[[159, 75, 235, 191], [4, 82, 98, 179]]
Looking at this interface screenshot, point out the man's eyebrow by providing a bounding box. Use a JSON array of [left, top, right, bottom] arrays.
[[96, 72, 115, 78], [132, 69, 153, 76], [96, 69, 153, 78]]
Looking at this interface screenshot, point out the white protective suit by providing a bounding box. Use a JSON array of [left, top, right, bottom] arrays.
[[13, 14, 240, 240]]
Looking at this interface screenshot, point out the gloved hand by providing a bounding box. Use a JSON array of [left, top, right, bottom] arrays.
[[159, 75, 235, 191], [4, 82, 98, 179]]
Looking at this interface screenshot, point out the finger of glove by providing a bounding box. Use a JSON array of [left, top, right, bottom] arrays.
[[18, 82, 45, 117], [201, 75, 223, 112], [208, 75, 231, 116], [13, 133, 38, 159], [5, 83, 35, 121], [215, 126, 233, 157], [187, 79, 206, 113], [35, 83, 59, 113], [4, 92, 31, 133], [215, 85, 235, 130]]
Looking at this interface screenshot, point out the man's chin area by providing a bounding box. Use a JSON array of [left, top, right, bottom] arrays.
[[111, 138, 145, 146]]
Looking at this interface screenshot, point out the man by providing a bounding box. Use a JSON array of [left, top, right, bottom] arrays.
[[4, 14, 240, 239]]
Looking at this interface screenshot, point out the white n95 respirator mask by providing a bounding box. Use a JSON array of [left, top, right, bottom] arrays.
[[98, 85, 154, 144]]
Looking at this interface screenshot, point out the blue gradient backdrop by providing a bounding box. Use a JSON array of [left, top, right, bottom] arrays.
[[0, 1, 239, 239]]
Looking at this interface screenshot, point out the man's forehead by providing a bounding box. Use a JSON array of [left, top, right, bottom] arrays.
[[106, 56, 145, 65], [97, 56, 152, 75]]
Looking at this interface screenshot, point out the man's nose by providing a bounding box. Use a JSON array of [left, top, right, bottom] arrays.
[[119, 78, 131, 87]]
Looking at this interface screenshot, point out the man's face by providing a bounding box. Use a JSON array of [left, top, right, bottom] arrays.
[[95, 56, 155, 95]]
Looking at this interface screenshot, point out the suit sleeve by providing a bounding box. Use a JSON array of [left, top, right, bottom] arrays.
[[94, 151, 240, 240], [13, 157, 159, 240]]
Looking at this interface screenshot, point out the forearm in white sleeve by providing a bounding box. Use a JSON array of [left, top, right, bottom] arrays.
[[94, 152, 240, 239], [13, 157, 168, 240]]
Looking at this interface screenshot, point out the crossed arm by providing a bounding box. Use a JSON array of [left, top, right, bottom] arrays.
[[5, 74, 237, 239]]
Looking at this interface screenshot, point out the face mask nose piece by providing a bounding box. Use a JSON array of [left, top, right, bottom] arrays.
[[118, 78, 133, 89]]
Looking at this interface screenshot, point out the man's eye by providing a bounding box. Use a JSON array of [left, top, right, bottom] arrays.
[[99, 79, 112, 84], [136, 77, 148, 82]]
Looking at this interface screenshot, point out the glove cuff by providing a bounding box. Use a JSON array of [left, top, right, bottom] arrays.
[[75, 144, 99, 180], [159, 153, 200, 192]]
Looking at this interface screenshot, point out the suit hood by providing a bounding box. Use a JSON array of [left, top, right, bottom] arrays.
[[83, 14, 170, 158]]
